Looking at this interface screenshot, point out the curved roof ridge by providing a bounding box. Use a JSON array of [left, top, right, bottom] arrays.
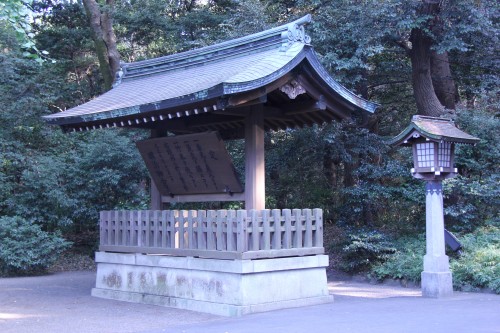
[[388, 115, 480, 146], [303, 49, 378, 113], [121, 14, 312, 79]]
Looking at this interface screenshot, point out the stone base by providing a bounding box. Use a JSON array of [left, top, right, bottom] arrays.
[[421, 271, 453, 298], [92, 252, 333, 316]]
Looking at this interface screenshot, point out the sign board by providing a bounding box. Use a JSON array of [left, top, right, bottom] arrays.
[[136, 132, 243, 196]]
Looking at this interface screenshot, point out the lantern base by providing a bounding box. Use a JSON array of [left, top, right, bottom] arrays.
[[421, 271, 453, 298], [411, 171, 457, 181]]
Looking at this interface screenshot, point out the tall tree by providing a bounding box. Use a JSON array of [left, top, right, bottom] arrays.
[[265, 0, 496, 119], [82, 0, 120, 91], [406, 1, 455, 116]]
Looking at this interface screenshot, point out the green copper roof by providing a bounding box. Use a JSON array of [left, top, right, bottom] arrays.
[[389, 115, 480, 146], [43, 15, 379, 132]]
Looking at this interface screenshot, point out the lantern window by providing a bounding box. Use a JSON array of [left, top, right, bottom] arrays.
[[438, 142, 452, 168], [416, 142, 434, 167]]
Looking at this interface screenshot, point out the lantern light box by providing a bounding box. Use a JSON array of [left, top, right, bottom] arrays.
[[389, 115, 479, 180]]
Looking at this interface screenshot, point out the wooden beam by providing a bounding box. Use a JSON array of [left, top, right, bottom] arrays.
[[161, 193, 245, 203], [296, 75, 350, 120], [285, 95, 326, 115], [228, 88, 267, 107], [245, 104, 265, 210], [231, 95, 267, 109]]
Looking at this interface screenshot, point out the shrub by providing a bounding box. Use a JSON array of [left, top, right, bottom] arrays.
[[371, 235, 425, 283], [450, 226, 500, 293], [0, 216, 71, 276], [339, 231, 396, 273]]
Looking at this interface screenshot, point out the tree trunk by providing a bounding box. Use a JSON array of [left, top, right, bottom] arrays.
[[430, 51, 457, 110], [82, 0, 120, 91], [409, 27, 446, 117], [409, 1, 448, 117]]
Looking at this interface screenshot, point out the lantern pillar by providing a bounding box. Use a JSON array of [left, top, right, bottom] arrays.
[[421, 180, 453, 297]]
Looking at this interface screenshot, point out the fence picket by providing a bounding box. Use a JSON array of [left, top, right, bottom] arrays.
[[226, 210, 236, 251], [262, 210, 271, 250], [216, 210, 225, 251], [271, 209, 282, 250], [304, 209, 313, 247], [197, 210, 207, 250], [236, 210, 247, 252], [161, 210, 168, 247], [187, 210, 195, 249], [100, 211, 106, 246], [250, 210, 260, 251], [313, 208, 323, 247], [283, 209, 292, 249], [178, 211, 186, 248], [207, 210, 216, 250], [293, 209, 302, 248], [167, 210, 176, 248]]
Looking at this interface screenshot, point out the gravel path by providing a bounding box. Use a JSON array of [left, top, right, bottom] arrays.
[[1, 271, 498, 333]]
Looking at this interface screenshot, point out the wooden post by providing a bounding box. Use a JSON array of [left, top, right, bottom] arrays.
[[245, 104, 265, 210], [150, 129, 163, 210]]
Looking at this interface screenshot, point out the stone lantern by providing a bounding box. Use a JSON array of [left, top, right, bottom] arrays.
[[389, 115, 479, 298]]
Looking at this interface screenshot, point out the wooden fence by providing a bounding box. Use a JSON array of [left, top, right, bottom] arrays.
[[99, 209, 324, 260]]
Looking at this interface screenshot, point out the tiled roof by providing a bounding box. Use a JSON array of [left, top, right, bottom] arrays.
[[389, 115, 480, 145], [43, 14, 379, 132]]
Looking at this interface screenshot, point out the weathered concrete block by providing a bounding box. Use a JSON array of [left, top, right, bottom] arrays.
[[92, 252, 333, 316], [421, 271, 453, 298]]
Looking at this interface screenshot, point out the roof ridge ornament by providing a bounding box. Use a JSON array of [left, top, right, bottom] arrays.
[[280, 20, 311, 51], [112, 62, 125, 88]]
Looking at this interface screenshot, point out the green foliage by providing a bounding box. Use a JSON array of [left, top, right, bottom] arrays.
[[450, 226, 500, 293], [371, 235, 425, 283], [1, 23, 148, 237], [0, 0, 49, 62], [369, 228, 500, 294], [266, 121, 424, 234], [338, 231, 396, 274], [0, 216, 70, 276], [113, 0, 235, 60], [444, 107, 500, 232]]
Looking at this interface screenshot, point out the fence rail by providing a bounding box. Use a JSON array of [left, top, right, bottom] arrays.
[[99, 209, 324, 260]]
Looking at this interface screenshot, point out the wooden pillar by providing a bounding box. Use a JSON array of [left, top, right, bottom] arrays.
[[150, 129, 163, 210], [245, 104, 265, 210], [150, 180, 162, 210]]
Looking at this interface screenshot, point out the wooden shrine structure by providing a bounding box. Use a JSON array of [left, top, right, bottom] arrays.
[[44, 14, 377, 210], [43, 15, 378, 316]]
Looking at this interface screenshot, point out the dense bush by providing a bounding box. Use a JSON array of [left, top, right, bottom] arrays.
[[368, 228, 499, 294], [370, 235, 425, 283], [0, 216, 70, 276], [450, 226, 500, 293], [337, 231, 396, 273]]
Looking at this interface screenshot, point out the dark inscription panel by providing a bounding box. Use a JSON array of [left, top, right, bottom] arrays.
[[136, 132, 243, 196]]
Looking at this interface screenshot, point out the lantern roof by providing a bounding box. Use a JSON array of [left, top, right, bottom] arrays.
[[42, 14, 378, 136], [389, 115, 480, 146]]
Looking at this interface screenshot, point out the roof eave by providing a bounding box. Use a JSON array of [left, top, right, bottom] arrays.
[[388, 123, 480, 146], [303, 49, 379, 114]]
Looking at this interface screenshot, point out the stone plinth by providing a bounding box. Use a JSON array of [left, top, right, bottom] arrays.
[[92, 252, 333, 316]]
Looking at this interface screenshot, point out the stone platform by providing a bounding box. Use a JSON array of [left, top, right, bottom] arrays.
[[91, 252, 333, 316]]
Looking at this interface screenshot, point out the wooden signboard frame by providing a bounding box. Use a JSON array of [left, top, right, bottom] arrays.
[[137, 132, 244, 203]]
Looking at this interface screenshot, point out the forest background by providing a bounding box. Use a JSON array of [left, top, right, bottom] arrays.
[[0, 0, 498, 293]]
